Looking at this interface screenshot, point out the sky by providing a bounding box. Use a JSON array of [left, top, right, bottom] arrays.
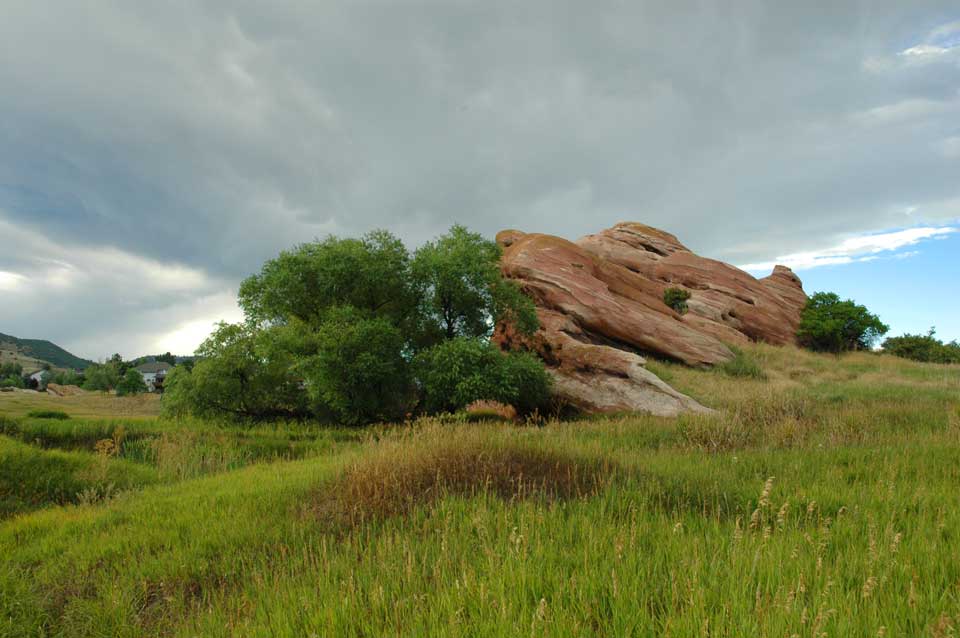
[[0, 2, 958, 360]]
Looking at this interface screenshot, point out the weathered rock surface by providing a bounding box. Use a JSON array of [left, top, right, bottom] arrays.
[[493, 222, 806, 416]]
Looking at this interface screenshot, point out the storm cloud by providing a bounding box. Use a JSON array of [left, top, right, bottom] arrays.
[[1, 1, 958, 357]]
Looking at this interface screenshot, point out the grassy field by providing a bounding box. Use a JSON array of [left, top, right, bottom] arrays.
[[0, 390, 161, 419], [1, 344, 959, 636]]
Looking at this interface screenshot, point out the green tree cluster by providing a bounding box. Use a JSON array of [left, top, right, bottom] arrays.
[[115, 369, 148, 397], [797, 292, 889, 353], [162, 323, 308, 419], [0, 362, 25, 389], [882, 328, 960, 364], [164, 225, 548, 424], [82, 365, 118, 392], [155, 352, 177, 366], [46, 370, 84, 387]]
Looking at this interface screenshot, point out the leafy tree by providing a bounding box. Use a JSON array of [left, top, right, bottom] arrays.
[[412, 225, 538, 344], [0, 369, 25, 389], [297, 307, 411, 424], [882, 328, 960, 364], [0, 362, 23, 378], [172, 225, 549, 425], [105, 353, 131, 378], [159, 365, 197, 418], [169, 322, 308, 420], [0, 363, 24, 389], [50, 370, 84, 386], [663, 287, 691, 314], [156, 352, 177, 366], [82, 363, 120, 392], [238, 230, 419, 327], [797, 292, 889, 353], [115, 368, 148, 396], [414, 337, 551, 415]]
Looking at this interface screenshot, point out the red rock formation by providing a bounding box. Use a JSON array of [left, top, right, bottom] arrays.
[[493, 222, 806, 415]]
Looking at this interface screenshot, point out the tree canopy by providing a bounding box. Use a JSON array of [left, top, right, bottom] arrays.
[[165, 226, 548, 424], [412, 225, 538, 343], [238, 230, 419, 327], [797, 292, 889, 353], [882, 328, 960, 364], [115, 368, 148, 396]]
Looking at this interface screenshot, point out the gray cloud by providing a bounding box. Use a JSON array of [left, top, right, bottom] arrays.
[[1, 1, 958, 357]]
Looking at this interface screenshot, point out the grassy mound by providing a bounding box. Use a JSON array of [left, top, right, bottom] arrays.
[[314, 425, 611, 527]]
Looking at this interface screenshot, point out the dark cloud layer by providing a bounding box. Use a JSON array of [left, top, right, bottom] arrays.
[[1, 2, 958, 357]]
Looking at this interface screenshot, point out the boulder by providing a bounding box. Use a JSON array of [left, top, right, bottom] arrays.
[[493, 222, 806, 415]]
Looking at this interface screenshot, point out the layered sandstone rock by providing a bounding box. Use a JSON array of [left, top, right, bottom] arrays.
[[493, 222, 806, 416]]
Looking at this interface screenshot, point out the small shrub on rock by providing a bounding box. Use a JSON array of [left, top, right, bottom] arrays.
[[663, 287, 691, 314]]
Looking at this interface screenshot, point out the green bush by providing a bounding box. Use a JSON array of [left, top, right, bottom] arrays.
[[49, 370, 84, 386], [25, 410, 70, 420], [415, 338, 551, 415], [0, 362, 25, 389], [300, 307, 412, 425], [663, 287, 691, 314], [717, 348, 766, 379], [882, 329, 960, 364], [797, 292, 888, 353], [161, 325, 308, 421], [115, 368, 148, 397], [82, 363, 120, 392]]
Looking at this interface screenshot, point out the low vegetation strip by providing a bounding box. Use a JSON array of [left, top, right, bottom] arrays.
[[0, 436, 158, 518], [0, 415, 164, 451]]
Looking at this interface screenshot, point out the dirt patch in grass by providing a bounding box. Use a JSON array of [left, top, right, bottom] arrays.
[[312, 425, 614, 529]]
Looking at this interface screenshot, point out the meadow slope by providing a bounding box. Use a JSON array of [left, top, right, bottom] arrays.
[[1, 345, 959, 637]]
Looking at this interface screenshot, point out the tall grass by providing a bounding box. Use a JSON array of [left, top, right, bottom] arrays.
[[0, 436, 158, 518], [1, 344, 959, 636]]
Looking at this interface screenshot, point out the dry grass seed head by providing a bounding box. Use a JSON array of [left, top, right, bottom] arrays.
[[312, 425, 613, 529], [464, 400, 517, 422]]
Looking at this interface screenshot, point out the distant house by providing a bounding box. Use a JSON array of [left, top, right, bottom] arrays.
[[135, 362, 172, 392], [29, 370, 50, 389]]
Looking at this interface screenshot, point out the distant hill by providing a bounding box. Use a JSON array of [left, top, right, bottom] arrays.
[[0, 332, 93, 370]]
